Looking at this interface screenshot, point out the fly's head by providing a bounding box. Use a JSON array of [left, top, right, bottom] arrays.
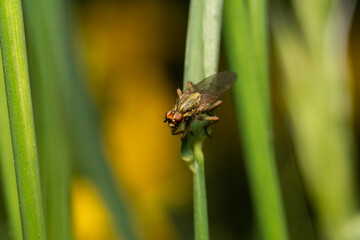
[[164, 110, 184, 132]]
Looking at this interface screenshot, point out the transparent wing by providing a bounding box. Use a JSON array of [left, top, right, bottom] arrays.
[[188, 71, 237, 111], [190, 71, 237, 95]]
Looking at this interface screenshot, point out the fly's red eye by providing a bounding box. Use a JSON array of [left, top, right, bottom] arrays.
[[165, 111, 171, 119], [175, 113, 183, 122]]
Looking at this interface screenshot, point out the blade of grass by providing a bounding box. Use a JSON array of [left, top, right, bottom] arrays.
[[248, 0, 269, 109], [28, 1, 138, 239], [0, 47, 23, 240], [0, 0, 46, 239], [65, 55, 138, 240], [181, 0, 223, 239], [192, 140, 208, 240], [22, 0, 72, 238], [272, 1, 358, 239], [223, 1, 289, 240]]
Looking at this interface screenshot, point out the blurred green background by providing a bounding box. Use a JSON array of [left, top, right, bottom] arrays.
[[1, 0, 360, 239]]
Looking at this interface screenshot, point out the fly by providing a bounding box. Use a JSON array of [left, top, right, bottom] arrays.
[[164, 71, 237, 140]]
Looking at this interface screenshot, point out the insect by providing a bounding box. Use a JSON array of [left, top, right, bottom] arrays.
[[164, 71, 237, 140]]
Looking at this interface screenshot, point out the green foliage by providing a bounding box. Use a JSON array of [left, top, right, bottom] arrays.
[[22, 0, 138, 239], [22, 0, 72, 238], [181, 0, 224, 239], [223, 0, 289, 239], [273, 1, 358, 239], [0, 47, 23, 240], [0, 0, 46, 238], [1, 0, 358, 239]]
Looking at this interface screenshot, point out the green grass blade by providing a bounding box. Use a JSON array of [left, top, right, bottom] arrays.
[[248, 0, 269, 108], [65, 66, 138, 240], [0, 0, 46, 239], [181, 0, 223, 239], [183, 0, 223, 86], [22, 0, 72, 238], [223, 1, 289, 240], [31, 2, 137, 239], [272, 1, 358, 239], [192, 140, 209, 240], [0, 47, 23, 240]]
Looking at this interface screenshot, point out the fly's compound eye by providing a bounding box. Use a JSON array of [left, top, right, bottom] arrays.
[[164, 110, 173, 123], [165, 111, 171, 119], [174, 113, 183, 123]]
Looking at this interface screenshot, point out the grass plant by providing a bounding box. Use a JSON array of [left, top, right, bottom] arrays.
[[0, 48, 23, 240], [22, 0, 138, 239], [272, 1, 358, 239], [223, 1, 289, 239], [181, 0, 224, 239], [0, 0, 46, 238]]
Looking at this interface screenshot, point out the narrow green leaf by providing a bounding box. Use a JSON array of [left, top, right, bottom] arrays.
[[192, 139, 209, 240], [223, 1, 289, 239], [181, 0, 224, 239], [272, 1, 358, 239], [0, 0, 46, 239], [22, 0, 72, 238], [0, 46, 23, 240], [29, 1, 138, 239]]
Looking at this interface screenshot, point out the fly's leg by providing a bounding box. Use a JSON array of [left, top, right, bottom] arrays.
[[186, 81, 195, 90], [196, 116, 220, 138], [172, 130, 183, 135], [181, 120, 191, 140], [200, 116, 219, 127], [202, 100, 222, 112], [195, 100, 222, 138], [171, 121, 191, 140], [177, 88, 182, 98]]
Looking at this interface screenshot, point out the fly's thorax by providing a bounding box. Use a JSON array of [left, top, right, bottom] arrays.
[[176, 92, 201, 113]]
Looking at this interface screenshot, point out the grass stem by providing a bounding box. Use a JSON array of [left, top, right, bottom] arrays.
[[193, 139, 209, 240], [0, 0, 46, 238], [181, 0, 223, 239], [22, 0, 72, 237], [223, 1, 289, 239], [0, 46, 23, 240]]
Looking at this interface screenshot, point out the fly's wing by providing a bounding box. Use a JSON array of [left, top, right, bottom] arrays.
[[192, 71, 237, 95], [190, 71, 237, 111]]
